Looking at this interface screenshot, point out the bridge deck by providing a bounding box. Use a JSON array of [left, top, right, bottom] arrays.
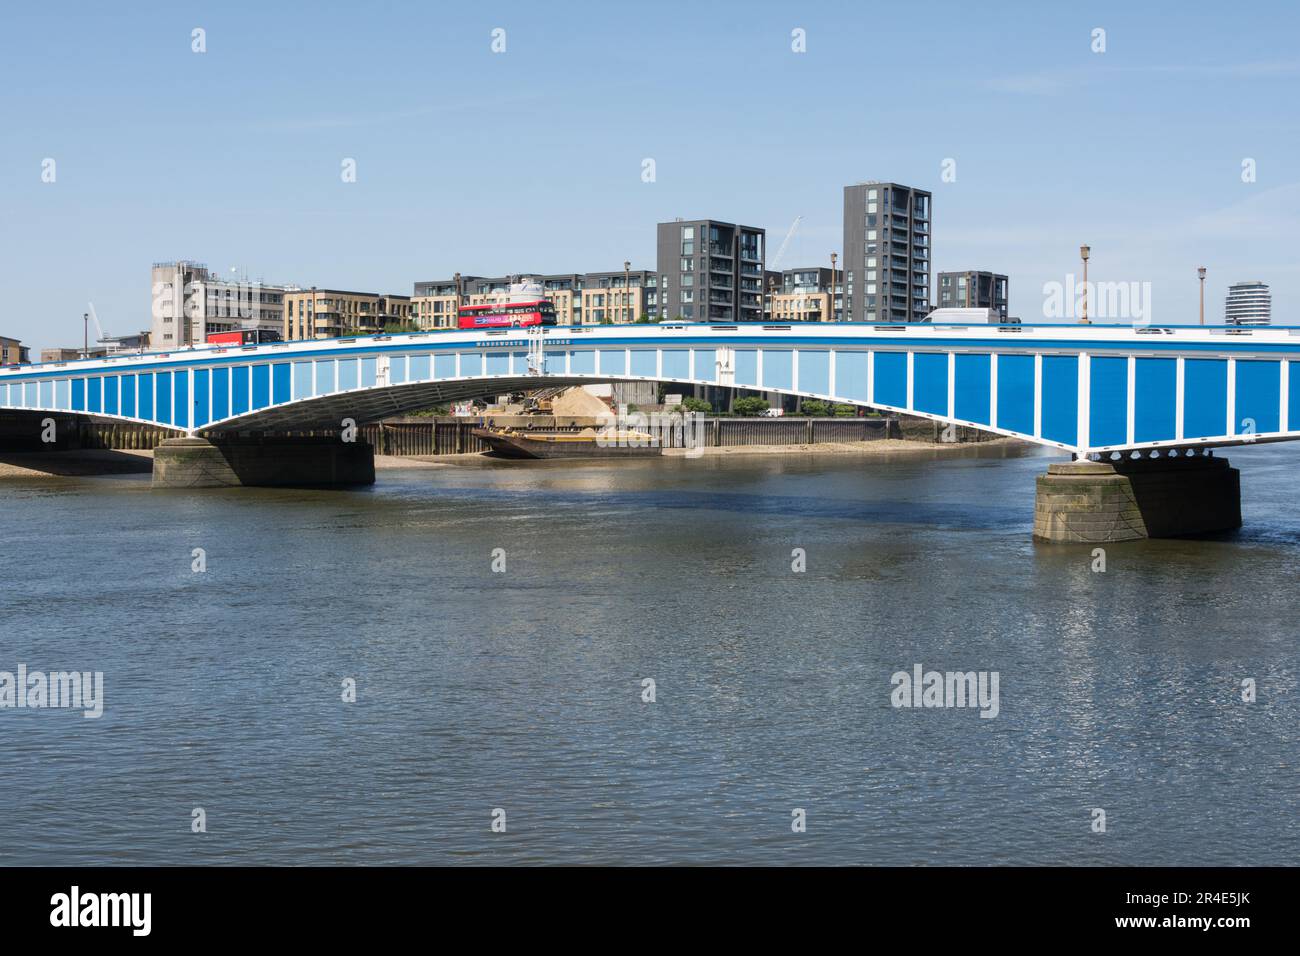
[[4, 322, 1300, 454]]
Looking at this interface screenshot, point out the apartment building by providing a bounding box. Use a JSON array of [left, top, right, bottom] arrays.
[[149, 261, 287, 349], [284, 289, 413, 340], [411, 276, 475, 330], [0, 336, 29, 365], [842, 182, 932, 322], [580, 269, 657, 324], [937, 271, 1008, 321], [412, 274, 576, 329], [656, 219, 766, 321], [412, 270, 658, 327], [767, 267, 834, 322], [40, 347, 108, 363]]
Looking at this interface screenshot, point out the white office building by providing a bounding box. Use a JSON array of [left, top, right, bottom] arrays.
[[150, 261, 287, 348]]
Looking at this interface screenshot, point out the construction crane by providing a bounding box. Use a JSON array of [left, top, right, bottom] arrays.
[[769, 216, 802, 272], [763, 216, 803, 323]]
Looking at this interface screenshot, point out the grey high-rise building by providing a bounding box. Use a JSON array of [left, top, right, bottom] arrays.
[[1224, 281, 1271, 326], [937, 271, 1008, 321], [842, 182, 931, 323], [656, 219, 766, 321]]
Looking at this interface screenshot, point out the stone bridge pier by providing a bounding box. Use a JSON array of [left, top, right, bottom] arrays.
[[1033, 451, 1241, 543], [152, 436, 375, 489]]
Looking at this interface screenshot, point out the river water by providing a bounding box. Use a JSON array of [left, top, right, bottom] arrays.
[[1, 443, 1296, 865]]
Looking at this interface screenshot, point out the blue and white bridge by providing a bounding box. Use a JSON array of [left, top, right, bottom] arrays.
[[4, 321, 1300, 456]]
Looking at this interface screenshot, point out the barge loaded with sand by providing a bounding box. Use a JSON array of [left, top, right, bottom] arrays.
[[471, 425, 661, 459]]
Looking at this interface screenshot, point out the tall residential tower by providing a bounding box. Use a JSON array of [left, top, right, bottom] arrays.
[[656, 219, 766, 322], [842, 182, 931, 323]]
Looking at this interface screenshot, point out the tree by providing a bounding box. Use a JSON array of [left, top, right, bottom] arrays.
[[680, 397, 712, 414], [732, 396, 770, 417]]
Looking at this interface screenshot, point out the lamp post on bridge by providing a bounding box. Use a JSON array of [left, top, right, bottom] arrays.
[[453, 272, 462, 330], [1079, 245, 1091, 324], [829, 252, 838, 322], [1198, 266, 1207, 325]]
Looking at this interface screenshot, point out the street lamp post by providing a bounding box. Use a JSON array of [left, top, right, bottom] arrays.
[[453, 272, 462, 330], [624, 260, 631, 323], [1079, 245, 1091, 324], [1198, 266, 1207, 325], [830, 252, 838, 322], [82, 312, 88, 358]]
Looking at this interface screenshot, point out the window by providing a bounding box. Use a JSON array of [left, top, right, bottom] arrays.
[[866, 230, 877, 241]]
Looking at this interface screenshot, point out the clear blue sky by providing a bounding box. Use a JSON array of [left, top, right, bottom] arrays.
[[2, 0, 1297, 349]]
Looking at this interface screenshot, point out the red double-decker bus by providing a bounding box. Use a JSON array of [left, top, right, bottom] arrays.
[[457, 300, 557, 330], [206, 329, 282, 346]]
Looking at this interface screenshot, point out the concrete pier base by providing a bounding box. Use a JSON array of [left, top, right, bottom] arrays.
[[1033, 454, 1241, 543], [152, 437, 375, 489]]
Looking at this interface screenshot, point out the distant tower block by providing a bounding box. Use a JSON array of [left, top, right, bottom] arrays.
[[1224, 281, 1271, 326]]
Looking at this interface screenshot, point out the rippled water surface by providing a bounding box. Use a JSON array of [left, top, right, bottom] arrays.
[[1, 443, 1296, 865]]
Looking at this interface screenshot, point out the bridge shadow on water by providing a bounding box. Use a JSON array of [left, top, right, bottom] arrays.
[[389, 479, 1029, 532]]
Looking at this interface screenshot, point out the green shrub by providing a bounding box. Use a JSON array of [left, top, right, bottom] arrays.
[[732, 396, 771, 416]]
